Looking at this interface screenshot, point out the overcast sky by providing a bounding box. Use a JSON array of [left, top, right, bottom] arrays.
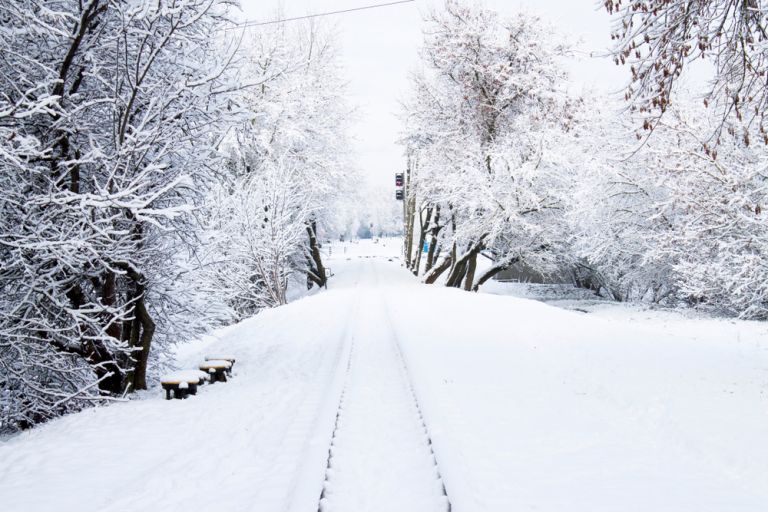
[[239, 1, 627, 189]]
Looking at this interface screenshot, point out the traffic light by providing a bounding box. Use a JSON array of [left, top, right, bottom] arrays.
[[395, 173, 404, 187], [396, 189, 404, 200]]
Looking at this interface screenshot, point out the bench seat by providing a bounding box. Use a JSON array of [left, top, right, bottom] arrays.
[[199, 360, 232, 383], [160, 370, 211, 399]]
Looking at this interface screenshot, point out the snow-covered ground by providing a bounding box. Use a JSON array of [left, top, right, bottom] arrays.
[[481, 279, 768, 364], [1, 238, 767, 511]]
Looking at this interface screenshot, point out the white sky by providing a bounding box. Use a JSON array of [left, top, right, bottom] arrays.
[[239, 1, 628, 189]]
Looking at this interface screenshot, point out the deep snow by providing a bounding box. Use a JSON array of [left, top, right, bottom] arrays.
[[1, 238, 767, 512]]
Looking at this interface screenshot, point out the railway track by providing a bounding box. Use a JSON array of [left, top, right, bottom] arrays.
[[316, 289, 451, 512]]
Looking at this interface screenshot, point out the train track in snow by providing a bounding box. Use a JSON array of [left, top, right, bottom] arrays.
[[316, 286, 451, 512]]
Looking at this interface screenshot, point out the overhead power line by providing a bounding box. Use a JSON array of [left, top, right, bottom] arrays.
[[226, 0, 416, 30]]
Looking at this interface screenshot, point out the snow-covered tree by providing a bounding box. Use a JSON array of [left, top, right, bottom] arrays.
[[204, 157, 315, 316], [592, 1, 768, 314], [605, 0, 768, 143], [562, 97, 679, 302], [198, 22, 355, 318], [0, 0, 240, 432], [637, 105, 768, 317], [400, 1, 575, 290], [564, 93, 768, 317]]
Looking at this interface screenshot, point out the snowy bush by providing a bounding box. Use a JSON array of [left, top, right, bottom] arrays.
[[566, 99, 768, 317]]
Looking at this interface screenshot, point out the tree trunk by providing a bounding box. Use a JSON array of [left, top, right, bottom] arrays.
[[129, 293, 155, 391], [306, 219, 327, 289], [404, 212, 414, 269], [425, 240, 438, 273], [471, 257, 519, 292], [429, 244, 442, 271], [402, 156, 416, 268], [111, 261, 155, 393], [101, 270, 122, 344], [445, 239, 486, 289], [424, 255, 453, 284], [404, 198, 417, 270], [446, 211, 457, 277], [412, 206, 431, 276], [425, 205, 441, 273], [446, 259, 467, 288], [66, 283, 123, 394], [463, 252, 478, 291]]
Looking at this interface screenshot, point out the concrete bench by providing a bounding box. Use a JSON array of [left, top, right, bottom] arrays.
[[160, 370, 210, 400], [199, 360, 232, 383]]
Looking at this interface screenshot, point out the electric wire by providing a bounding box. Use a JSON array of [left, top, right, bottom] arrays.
[[224, 0, 416, 30]]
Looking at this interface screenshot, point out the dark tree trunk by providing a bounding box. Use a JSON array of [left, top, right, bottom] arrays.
[[445, 239, 486, 289], [129, 293, 155, 391], [412, 206, 431, 276], [425, 205, 441, 273], [446, 259, 467, 288], [429, 243, 443, 271], [306, 220, 327, 289], [425, 241, 438, 273], [404, 198, 416, 270], [87, 341, 124, 394], [471, 258, 519, 292], [424, 255, 453, 284], [463, 252, 478, 291], [402, 156, 415, 268], [404, 213, 414, 270], [112, 261, 156, 393], [66, 283, 124, 394], [101, 270, 121, 342], [446, 211, 457, 277]]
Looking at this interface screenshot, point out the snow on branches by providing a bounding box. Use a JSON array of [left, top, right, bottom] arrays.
[[198, 23, 356, 319], [0, 0, 241, 432], [0, 2, 356, 433], [565, 97, 768, 316], [402, 1, 768, 320], [400, 1, 575, 290], [605, 0, 768, 143]]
